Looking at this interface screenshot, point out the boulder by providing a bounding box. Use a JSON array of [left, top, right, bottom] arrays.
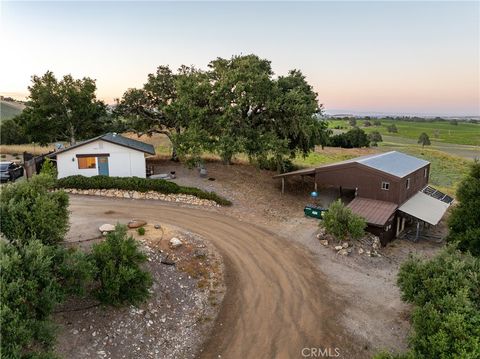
[[99, 224, 115, 233], [128, 219, 147, 229], [358, 248, 365, 255], [169, 237, 182, 248], [154, 224, 162, 229], [338, 249, 349, 256], [319, 239, 329, 246], [342, 242, 349, 249], [334, 245, 343, 251]]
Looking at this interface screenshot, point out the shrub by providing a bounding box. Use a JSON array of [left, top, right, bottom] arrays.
[[447, 161, 480, 256], [395, 248, 480, 358], [0, 240, 64, 358], [323, 200, 366, 240], [57, 175, 232, 206], [387, 124, 398, 133], [40, 158, 57, 179], [0, 174, 69, 246], [137, 227, 145, 236], [91, 225, 152, 306], [328, 127, 370, 148]]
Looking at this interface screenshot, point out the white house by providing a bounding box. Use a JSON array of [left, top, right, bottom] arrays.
[[53, 133, 155, 179]]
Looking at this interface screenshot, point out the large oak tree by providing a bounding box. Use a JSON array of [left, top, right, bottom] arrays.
[[21, 71, 107, 145]]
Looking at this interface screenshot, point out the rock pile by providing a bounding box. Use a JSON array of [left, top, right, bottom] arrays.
[[316, 226, 382, 257], [62, 188, 219, 207]]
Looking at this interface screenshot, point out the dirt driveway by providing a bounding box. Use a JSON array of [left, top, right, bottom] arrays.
[[69, 195, 362, 359]]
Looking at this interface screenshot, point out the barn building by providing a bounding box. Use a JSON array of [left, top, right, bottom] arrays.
[[275, 151, 453, 244], [51, 133, 155, 179]]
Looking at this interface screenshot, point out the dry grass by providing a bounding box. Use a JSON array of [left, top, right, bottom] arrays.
[[0, 144, 54, 156]]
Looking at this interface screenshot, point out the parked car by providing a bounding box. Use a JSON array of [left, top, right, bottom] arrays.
[[0, 161, 24, 182]]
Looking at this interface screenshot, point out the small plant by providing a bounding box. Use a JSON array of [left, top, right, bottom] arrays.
[[91, 224, 152, 306], [323, 199, 366, 241], [137, 227, 145, 236]]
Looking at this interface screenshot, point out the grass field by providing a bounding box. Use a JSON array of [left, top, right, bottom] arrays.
[[328, 119, 480, 146], [0, 100, 25, 121], [0, 144, 54, 156]]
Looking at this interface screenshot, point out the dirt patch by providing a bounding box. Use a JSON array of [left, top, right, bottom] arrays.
[[54, 224, 225, 359]]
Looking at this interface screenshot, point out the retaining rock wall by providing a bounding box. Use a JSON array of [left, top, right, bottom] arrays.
[[62, 188, 219, 207]]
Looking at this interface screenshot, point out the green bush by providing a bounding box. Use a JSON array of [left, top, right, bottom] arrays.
[[323, 199, 366, 240], [395, 248, 480, 358], [0, 174, 69, 246], [57, 175, 232, 206], [137, 227, 145, 236], [0, 240, 64, 358], [91, 225, 152, 306], [40, 158, 57, 179], [447, 161, 480, 256]]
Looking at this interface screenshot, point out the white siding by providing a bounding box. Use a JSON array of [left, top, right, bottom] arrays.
[[56, 139, 147, 179]]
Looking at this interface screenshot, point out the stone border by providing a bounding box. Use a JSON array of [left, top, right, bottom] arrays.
[[62, 188, 219, 207]]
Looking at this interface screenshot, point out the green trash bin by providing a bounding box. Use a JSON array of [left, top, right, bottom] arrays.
[[304, 205, 327, 219]]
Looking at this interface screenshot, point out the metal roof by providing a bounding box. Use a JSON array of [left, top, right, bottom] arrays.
[[355, 151, 429, 178], [53, 133, 155, 156], [347, 197, 398, 226], [272, 167, 316, 178], [275, 151, 430, 180], [398, 191, 450, 225]]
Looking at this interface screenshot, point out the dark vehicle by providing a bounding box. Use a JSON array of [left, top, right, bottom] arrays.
[[0, 161, 24, 182]]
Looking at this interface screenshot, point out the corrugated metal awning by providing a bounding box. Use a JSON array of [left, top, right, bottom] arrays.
[[347, 197, 397, 227], [272, 167, 316, 178], [398, 191, 450, 225]]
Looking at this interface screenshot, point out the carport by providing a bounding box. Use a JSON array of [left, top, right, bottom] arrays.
[[273, 167, 317, 194]]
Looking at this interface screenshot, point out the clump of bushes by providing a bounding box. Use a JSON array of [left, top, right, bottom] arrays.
[[91, 225, 152, 306], [137, 227, 146, 235], [57, 175, 232, 206], [0, 173, 69, 246], [323, 199, 366, 240], [374, 248, 480, 359], [447, 161, 480, 256], [328, 127, 370, 148]]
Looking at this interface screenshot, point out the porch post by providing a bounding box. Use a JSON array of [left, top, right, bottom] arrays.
[[281, 177, 285, 194], [415, 221, 420, 241]]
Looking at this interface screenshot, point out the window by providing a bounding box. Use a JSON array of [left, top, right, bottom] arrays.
[[78, 157, 96, 169], [381, 181, 390, 190], [406, 178, 411, 189]]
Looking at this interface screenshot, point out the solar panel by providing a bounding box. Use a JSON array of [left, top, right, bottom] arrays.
[[421, 185, 454, 204]]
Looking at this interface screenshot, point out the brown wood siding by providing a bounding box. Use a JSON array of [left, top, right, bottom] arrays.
[[314, 163, 430, 205], [398, 164, 430, 204]]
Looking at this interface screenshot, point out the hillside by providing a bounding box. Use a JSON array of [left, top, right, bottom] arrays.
[[0, 100, 25, 121]]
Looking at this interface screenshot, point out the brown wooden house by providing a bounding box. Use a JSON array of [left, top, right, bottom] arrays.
[[275, 151, 453, 244]]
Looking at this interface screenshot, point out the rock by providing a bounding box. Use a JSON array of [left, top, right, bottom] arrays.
[[99, 223, 115, 232], [358, 248, 365, 254], [319, 239, 329, 246], [334, 245, 343, 251], [338, 249, 349, 256], [161, 255, 175, 266], [154, 224, 161, 229], [366, 250, 371, 257], [170, 237, 182, 248], [194, 249, 207, 258], [128, 219, 147, 229], [342, 242, 349, 248], [102, 231, 108, 236]]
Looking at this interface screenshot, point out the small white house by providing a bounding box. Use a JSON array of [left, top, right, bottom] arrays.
[[53, 133, 155, 179]]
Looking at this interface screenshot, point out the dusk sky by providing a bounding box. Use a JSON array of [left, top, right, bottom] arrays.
[[1, 1, 479, 116]]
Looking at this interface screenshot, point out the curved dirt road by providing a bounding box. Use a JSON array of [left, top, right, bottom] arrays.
[[69, 196, 360, 359]]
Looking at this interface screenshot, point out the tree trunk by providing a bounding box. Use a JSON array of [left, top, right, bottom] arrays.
[[69, 125, 76, 145]]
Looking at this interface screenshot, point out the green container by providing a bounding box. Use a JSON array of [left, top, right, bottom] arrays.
[[304, 205, 327, 219]]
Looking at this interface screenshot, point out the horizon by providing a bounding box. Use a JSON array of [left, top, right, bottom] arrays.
[[0, 1, 479, 117]]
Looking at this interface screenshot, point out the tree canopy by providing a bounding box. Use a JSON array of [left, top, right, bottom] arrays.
[[447, 161, 480, 256], [117, 54, 329, 169], [10, 71, 108, 145], [417, 132, 431, 148]]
